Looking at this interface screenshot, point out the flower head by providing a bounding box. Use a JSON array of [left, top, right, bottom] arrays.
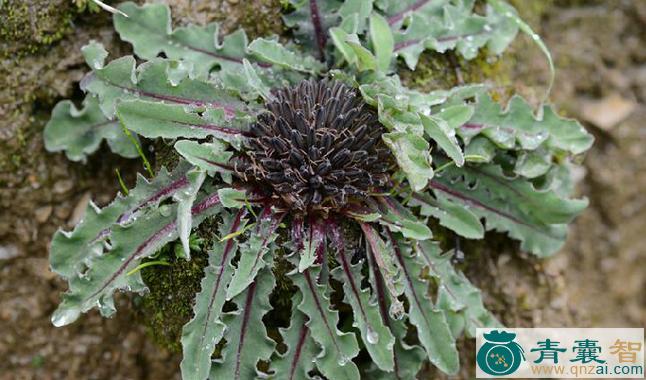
[[237, 79, 391, 212]]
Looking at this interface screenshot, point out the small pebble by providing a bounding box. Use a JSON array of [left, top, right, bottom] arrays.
[[34, 206, 53, 224]]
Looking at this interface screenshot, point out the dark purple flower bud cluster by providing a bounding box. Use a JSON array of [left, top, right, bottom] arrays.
[[237, 79, 391, 211]]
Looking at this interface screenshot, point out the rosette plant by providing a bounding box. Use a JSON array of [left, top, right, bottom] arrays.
[[44, 1, 593, 379]]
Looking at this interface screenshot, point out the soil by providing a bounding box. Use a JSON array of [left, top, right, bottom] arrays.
[[0, 1, 643, 379]]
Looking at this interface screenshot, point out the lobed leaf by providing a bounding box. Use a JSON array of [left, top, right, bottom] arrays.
[[365, 246, 426, 379], [211, 268, 276, 379], [49, 162, 192, 279], [420, 114, 464, 166], [430, 163, 588, 256], [375, 0, 519, 69], [368, 196, 433, 240], [114, 2, 268, 78], [409, 191, 484, 239], [180, 210, 247, 380], [459, 93, 594, 155], [44, 96, 138, 162], [292, 267, 361, 380], [248, 38, 325, 74], [415, 240, 500, 337], [82, 55, 248, 121], [174, 140, 234, 182], [226, 208, 283, 300], [283, 0, 344, 60], [359, 223, 404, 307], [382, 131, 434, 192], [174, 168, 206, 259], [272, 292, 318, 380], [298, 217, 326, 273], [329, 222, 395, 371], [388, 232, 459, 374], [51, 191, 222, 327], [117, 100, 247, 145]]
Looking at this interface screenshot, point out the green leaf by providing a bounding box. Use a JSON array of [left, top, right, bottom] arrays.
[[51, 191, 222, 327], [430, 163, 588, 256], [436, 104, 474, 129], [376, 0, 519, 69], [365, 244, 426, 380], [390, 235, 459, 375], [410, 192, 484, 239], [248, 38, 324, 74], [329, 223, 395, 371], [81, 40, 108, 70], [514, 150, 552, 178], [369, 13, 394, 72], [415, 240, 501, 337], [460, 93, 593, 155], [210, 268, 276, 380], [420, 114, 465, 166], [383, 131, 434, 192], [180, 210, 247, 380], [49, 162, 192, 279], [117, 100, 246, 144], [370, 197, 433, 240], [174, 168, 206, 259], [217, 188, 247, 209], [345, 34, 378, 71], [272, 292, 318, 380], [297, 218, 325, 273], [329, 27, 358, 65], [226, 210, 282, 299], [359, 223, 404, 305], [174, 140, 234, 182], [44, 96, 138, 162], [242, 59, 273, 100], [114, 2, 265, 78], [464, 136, 496, 163], [82, 56, 248, 121], [292, 267, 361, 380]]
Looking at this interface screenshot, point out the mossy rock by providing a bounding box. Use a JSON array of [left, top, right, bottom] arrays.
[[0, 0, 75, 58]]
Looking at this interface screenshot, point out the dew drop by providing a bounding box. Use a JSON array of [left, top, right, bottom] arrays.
[[337, 355, 349, 366], [483, 24, 492, 32], [366, 327, 379, 344]]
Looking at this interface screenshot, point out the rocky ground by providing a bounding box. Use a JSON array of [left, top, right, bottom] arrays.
[[0, 0, 643, 379]]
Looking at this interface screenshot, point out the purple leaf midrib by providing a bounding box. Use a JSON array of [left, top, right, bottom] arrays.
[[415, 242, 485, 329], [387, 0, 433, 25], [234, 281, 258, 380], [171, 119, 250, 137], [86, 192, 220, 302], [330, 222, 369, 322], [199, 209, 245, 348], [125, 17, 271, 68], [387, 230, 430, 331], [288, 323, 309, 380], [90, 175, 189, 246], [303, 270, 343, 354], [368, 249, 403, 380], [248, 212, 285, 275], [428, 179, 560, 239], [94, 74, 241, 117]]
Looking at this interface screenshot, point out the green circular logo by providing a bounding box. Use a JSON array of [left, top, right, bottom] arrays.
[[477, 330, 525, 376]]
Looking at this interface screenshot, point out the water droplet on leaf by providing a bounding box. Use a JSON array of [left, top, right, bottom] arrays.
[[366, 327, 379, 344]]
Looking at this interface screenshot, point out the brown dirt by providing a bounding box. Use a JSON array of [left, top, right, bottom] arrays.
[[0, 1, 643, 379]]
